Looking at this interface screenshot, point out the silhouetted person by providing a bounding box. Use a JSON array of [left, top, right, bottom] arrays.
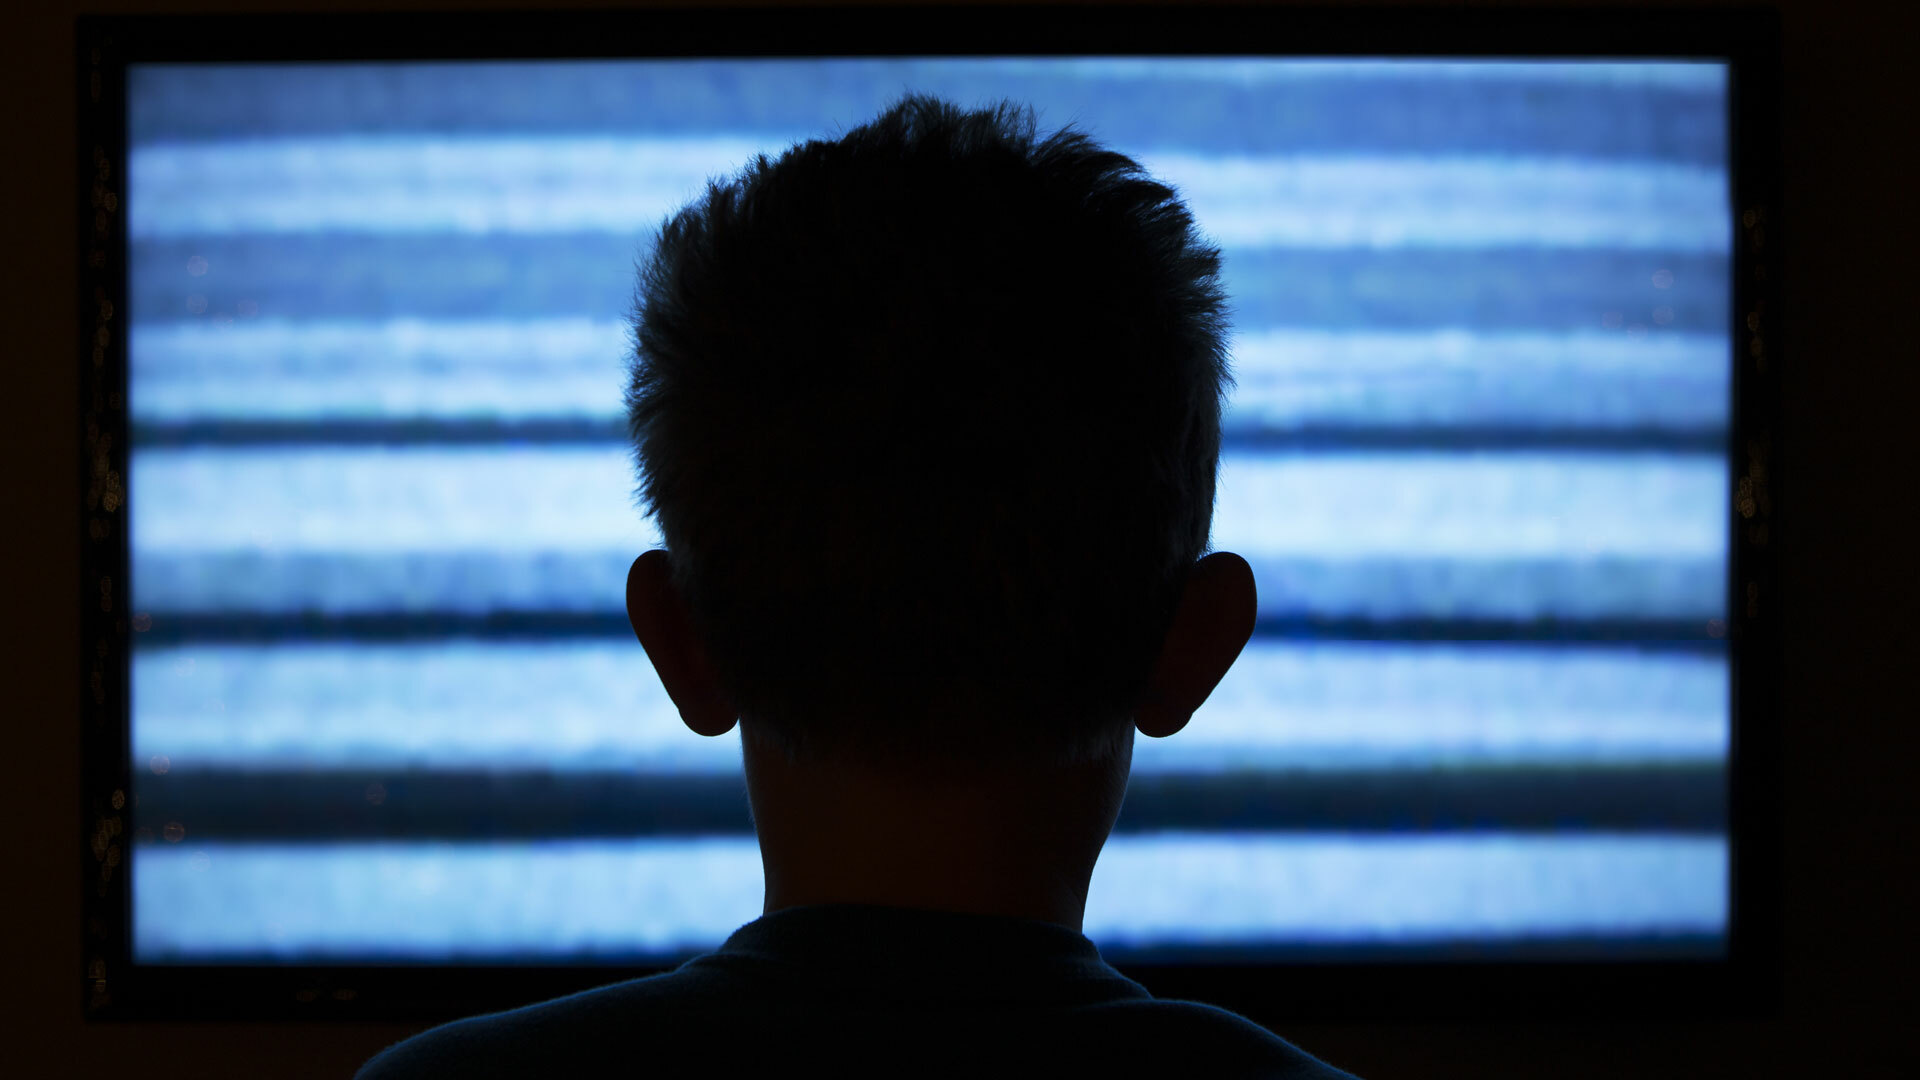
[[359, 94, 1361, 1079]]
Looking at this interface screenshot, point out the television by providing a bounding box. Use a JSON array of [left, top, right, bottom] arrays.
[[77, 4, 1784, 1024]]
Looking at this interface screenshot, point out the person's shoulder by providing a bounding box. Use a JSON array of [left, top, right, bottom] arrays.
[[356, 1009, 515, 1080], [1068, 996, 1366, 1079], [355, 972, 701, 1080]]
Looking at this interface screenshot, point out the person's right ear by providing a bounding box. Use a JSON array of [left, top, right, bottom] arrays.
[[1134, 551, 1258, 740], [626, 550, 739, 737]]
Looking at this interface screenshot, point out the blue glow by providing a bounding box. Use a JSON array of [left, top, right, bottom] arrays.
[[134, 834, 1728, 962], [125, 56, 1733, 963], [132, 641, 1727, 773]]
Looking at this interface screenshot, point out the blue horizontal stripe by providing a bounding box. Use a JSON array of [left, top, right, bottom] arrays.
[[127, 765, 1728, 837], [129, 59, 1727, 166], [128, 234, 1730, 331], [1229, 248, 1727, 332], [130, 417, 630, 449], [127, 610, 1724, 650], [126, 418, 1727, 455]]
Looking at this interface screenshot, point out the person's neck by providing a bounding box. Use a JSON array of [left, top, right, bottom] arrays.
[[740, 723, 1132, 933]]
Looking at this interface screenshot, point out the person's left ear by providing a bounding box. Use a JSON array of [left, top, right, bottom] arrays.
[[626, 550, 739, 737]]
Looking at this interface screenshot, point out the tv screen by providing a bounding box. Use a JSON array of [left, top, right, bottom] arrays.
[[80, 6, 1782, 1022]]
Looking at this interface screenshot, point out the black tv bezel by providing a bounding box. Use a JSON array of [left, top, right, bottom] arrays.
[[77, 3, 1785, 1026]]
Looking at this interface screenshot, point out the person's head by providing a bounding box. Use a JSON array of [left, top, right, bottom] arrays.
[[623, 93, 1256, 925]]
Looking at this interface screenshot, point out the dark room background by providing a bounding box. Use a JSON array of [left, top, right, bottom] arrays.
[[5, 0, 1915, 1076]]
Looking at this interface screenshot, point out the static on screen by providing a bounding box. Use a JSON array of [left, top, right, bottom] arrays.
[[124, 58, 1731, 964]]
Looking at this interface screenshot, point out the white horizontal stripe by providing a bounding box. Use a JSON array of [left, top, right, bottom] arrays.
[[130, 318, 631, 421], [129, 447, 1726, 559], [132, 833, 1726, 959], [129, 446, 657, 553], [129, 548, 1722, 620], [1085, 833, 1726, 945], [128, 320, 1728, 430], [1213, 452, 1726, 559], [1228, 328, 1729, 429], [1139, 153, 1728, 251], [128, 135, 772, 237], [1145, 642, 1726, 770], [131, 641, 1726, 772], [133, 640, 720, 772], [128, 138, 1727, 250]]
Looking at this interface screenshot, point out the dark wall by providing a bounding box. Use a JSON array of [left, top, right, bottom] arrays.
[[7, 0, 1915, 1076]]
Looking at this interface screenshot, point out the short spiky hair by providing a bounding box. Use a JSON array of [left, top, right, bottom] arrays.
[[628, 93, 1232, 775]]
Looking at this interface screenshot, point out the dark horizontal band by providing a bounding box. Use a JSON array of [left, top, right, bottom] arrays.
[[128, 54, 1727, 168], [130, 763, 1726, 841], [126, 933, 1727, 974]]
